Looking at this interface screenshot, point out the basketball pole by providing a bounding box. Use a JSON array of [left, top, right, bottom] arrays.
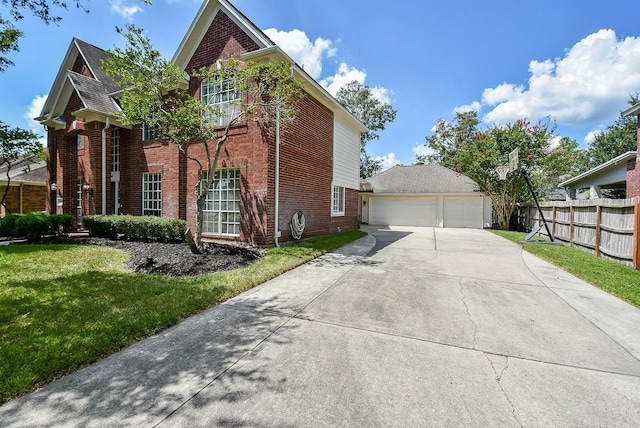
[[518, 166, 556, 243]]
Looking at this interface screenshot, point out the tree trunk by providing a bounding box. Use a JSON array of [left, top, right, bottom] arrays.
[[187, 192, 206, 254]]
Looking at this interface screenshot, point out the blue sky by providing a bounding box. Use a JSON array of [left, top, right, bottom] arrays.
[[2, 0, 640, 169]]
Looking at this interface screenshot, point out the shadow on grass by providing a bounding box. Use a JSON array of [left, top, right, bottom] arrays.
[[0, 289, 299, 427]]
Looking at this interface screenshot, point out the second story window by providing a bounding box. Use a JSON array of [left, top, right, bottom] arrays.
[[142, 123, 159, 141], [111, 128, 120, 173], [201, 77, 241, 127]]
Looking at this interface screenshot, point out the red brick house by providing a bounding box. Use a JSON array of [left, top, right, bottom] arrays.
[[37, 0, 366, 246]]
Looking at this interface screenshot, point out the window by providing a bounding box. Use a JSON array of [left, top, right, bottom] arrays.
[[201, 77, 240, 127], [332, 185, 345, 216], [111, 128, 120, 173], [142, 123, 159, 141], [77, 179, 83, 224], [142, 172, 162, 216], [201, 168, 241, 236], [77, 134, 85, 149]]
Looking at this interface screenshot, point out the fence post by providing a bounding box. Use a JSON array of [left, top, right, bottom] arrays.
[[634, 197, 639, 269], [570, 204, 575, 248], [595, 203, 602, 257]]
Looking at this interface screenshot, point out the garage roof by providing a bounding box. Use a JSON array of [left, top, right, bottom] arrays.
[[363, 164, 480, 194]]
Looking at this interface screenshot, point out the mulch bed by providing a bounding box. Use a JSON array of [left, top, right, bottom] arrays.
[[7, 235, 262, 277]]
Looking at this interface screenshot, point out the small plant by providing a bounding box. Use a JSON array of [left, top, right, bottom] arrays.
[[82, 215, 187, 242], [0, 213, 24, 237], [49, 214, 74, 236], [15, 212, 50, 240]]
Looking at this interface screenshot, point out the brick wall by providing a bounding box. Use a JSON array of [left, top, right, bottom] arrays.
[[627, 116, 640, 199], [0, 185, 46, 215], [46, 9, 360, 244]]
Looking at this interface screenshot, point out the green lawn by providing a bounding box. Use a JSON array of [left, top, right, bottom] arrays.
[[490, 230, 640, 309], [0, 230, 366, 404]]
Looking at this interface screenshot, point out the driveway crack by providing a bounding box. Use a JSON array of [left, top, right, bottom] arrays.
[[459, 278, 477, 349], [485, 353, 522, 427]]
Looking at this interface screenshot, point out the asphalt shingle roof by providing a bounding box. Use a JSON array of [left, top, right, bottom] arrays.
[[68, 71, 120, 115], [0, 156, 46, 184], [74, 38, 120, 94], [365, 164, 480, 194]]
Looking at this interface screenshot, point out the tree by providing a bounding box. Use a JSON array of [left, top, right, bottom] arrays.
[[0, 121, 43, 213], [452, 119, 556, 230], [103, 24, 304, 253], [0, 0, 150, 71], [419, 110, 480, 166], [579, 94, 640, 171], [335, 81, 397, 179]]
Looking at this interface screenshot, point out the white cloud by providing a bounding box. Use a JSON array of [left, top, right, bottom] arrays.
[[24, 95, 48, 146], [375, 152, 401, 170], [265, 28, 394, 104], [110, 0, 143, 21], [453, 101, 482, 115], [320, 62, 366, 96], [412, 143, 435, 160], [264, 28, 335, 80], [584, 129, 602, 146], [479, 29, 640, 127]]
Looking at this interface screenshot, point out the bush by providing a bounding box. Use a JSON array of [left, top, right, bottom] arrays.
[[50, 214, 74, 236], [15, 212, 50, 240], [0, 214, 24, 237], [82, 215, 186, 242]]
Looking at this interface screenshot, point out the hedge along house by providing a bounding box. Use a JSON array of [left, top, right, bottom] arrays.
[[36, 0, 366, 246]]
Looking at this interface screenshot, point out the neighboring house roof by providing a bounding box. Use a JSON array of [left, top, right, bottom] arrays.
[[622, 102, 640, 117], [0, 156, 47, 186], [557, 151, 637, 189], [362, 164, 480, 194]]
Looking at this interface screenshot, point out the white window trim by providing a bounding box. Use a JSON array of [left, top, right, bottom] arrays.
[[201, 168, 241, 236], [332, 185, 345, 217], [201, 77, 241, 128], [142, 123, 159, 141], [142, 172, 162, 216]]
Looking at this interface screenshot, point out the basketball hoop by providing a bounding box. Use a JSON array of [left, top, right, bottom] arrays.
[[496, 166, 510, 181]]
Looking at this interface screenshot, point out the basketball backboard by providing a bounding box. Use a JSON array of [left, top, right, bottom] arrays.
[[508, 148, 519, 171]]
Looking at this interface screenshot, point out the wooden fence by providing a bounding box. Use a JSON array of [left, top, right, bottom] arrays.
[[516, 198, 639, 268]]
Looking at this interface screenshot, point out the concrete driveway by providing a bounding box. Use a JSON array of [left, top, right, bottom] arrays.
[[2, 226, 640, 427]]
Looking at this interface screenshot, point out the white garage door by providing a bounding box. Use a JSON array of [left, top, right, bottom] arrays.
[[369, 196, 437, 227], [443, 196, 484, 228]]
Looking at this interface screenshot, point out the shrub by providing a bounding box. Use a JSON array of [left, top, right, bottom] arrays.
[[0, 214, 24, 237], [15, 212, 50, 240], [82, 215, 186, 242], [49, 214, 74, 236]]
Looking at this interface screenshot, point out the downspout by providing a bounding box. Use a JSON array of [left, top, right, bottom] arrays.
[[274, 107, 281, 247], [101, 118, 110, 215]]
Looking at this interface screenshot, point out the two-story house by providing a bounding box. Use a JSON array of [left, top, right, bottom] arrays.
[[36, 0, 366, 246]]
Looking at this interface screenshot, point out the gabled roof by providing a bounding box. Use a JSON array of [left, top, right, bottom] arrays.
[[558, 151, 637, 189], [37, 38, 119, 126], [172, 0, 367, 134], [173, 0, 274, 69], [67, 71, 120, 115], [363, 164, 480, 194]]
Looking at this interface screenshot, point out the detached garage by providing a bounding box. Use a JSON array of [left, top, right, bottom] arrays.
[[360, 164, 492, 229]]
